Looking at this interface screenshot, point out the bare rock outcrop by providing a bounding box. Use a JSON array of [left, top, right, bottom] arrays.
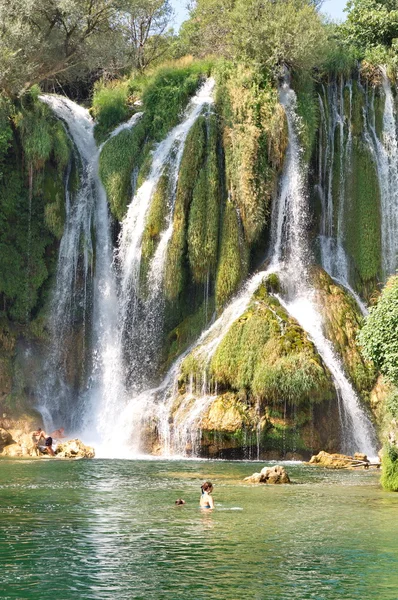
[[244, 465, 290, 484], [55, 439, 95, 459], [309, 450, 371, 469], [0, 427, 95, 459]]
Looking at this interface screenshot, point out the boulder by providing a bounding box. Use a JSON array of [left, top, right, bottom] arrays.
[[244, 464, 290, 484], [0, 427, 12, 449], [309, 450, 370, 469], [55, 439, 95, 459]]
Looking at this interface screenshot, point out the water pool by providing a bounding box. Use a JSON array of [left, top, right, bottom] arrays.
[[1, 459, 397, 599]]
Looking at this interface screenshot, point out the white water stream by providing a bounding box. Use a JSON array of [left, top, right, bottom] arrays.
[[117, 79, 215, 388], [364, 67, 398, 279], [37, 96, 141, 440]]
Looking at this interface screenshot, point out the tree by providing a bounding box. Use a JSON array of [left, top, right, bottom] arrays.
[[230, 0, 327, 75], [116, 0, 174, 72], [342, 0, 398, 54], [358, 276, 398, 386], [0, 0, 119, 97]]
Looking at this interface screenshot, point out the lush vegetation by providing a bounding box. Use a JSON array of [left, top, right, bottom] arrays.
[[0, 90, 71, 323]]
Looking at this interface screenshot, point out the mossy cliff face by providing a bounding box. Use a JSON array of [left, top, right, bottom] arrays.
[[167, 280, 341, 459], [0, 91, 72, 325], [312, 267, 377, 397], [311, 76, 382, 300]]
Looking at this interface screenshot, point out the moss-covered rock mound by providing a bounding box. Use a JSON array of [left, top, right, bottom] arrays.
[[168, 279, 341, 458]]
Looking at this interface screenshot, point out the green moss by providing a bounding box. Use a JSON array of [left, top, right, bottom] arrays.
[[187, 113, 220, 283], [215, 62, 286, 245], [374, 89, 385, 140], [99, 119, 147, 221], [0, 94, 70, 323], [381, 445, 398, 491], [294, 73, 319, 163], [345, 137, 381, 293], [314, 268, 377, 395], [351, 80, 365, 138], [164, 117, 207, 300], [43, 166, 66, 239], [140, 171, 170, 285], [215, 200, 248, 309], [164, 297, 215, 370], [206, 288, 334, 406]]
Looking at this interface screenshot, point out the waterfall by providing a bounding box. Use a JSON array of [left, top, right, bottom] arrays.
[[316, 78, 368, 315], [271, 81, 376, 456], [149, 79, 377, 458], [36, 96, 140, 440], [364, 67, 398, 279], [117, 78, 215, 389]]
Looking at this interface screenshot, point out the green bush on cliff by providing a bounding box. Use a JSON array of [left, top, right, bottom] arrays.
[[92, 79, 130, 143], [359, 276, 398, 386], [381, 444, 398, 492], [138, 61, 211, 142]]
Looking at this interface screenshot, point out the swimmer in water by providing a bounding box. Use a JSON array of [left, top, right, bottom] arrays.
[[200, 481, 214, 509]]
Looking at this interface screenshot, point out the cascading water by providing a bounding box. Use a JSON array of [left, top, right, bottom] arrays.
[[316, 78, 368, 315], [364, 67, 398, 279], [150, 78, 377, 458], [270, 81, 376, 456], [117, 78, 215, 389], [37, 96, 141, 440]]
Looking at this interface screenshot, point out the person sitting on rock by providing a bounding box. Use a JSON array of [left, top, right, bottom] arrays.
[[32, 428, 55, 457], [200, 481, 214, 509], [32, 427, 44, 455]]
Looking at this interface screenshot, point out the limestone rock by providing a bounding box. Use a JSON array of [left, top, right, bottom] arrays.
[[309, 450, 370, 469], [244, 464, 290, 484], [55, 439, 95, 459], [0, 428, 12, 449]]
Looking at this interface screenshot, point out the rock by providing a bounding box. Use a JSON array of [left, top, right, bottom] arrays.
[[2, 442, 23, 457], [354, 452, 368, 462], [0, 430, 39, 457], [244, 465, 290, 484], [309, 450, 370, 469], [0, 428, 95, 459], [55, 439, 95, 459], [0, 427, 12, 449], [244, 472, 262, 484]]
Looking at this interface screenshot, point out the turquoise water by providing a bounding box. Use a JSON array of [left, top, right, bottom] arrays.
[[1, 459, 398, 600]]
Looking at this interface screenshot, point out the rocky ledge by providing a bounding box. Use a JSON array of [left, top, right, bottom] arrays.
[[244, 465, 290, 484], [0, 427, 95, 459], [308, 450, 378, 469]]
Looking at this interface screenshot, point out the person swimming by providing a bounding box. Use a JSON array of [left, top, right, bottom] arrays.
[[199, 481, 214, 509]]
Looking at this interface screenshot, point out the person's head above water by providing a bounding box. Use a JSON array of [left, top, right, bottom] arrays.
[[201, 481, 213, 493]]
